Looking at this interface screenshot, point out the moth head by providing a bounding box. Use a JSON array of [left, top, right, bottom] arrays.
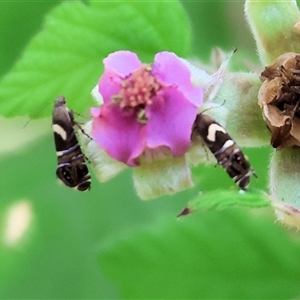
[[54, 96, 67, 108]]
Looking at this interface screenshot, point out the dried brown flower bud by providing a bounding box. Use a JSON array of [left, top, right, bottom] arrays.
[[258, 52, 300, 149]]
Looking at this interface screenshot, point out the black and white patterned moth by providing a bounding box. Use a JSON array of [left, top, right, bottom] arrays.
[[194, 113, 256, 189], [52, 96, 91, 191]]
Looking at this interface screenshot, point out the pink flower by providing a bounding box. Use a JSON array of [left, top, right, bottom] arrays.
[[91, 51, 203, 167]]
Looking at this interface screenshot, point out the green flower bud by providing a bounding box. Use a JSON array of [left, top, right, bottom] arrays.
[[245, 1, 300, 64], [270, 148, 300, 229]]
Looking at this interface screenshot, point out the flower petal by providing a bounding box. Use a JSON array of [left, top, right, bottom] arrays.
[[91, 104, 146, 166], [145, 86, 198, 156], [152, 51, 203, 106], [81, 121, 126, 181], [98, 51, 143, 103], [103, 51, 142, 76]]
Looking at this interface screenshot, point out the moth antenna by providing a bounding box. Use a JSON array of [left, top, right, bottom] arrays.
[[23, 99, 53, 128], [199, 99, 226, 116], [73, 110, 85, 118], [204, 144, 210, 162], [22, 118, 32, 129]]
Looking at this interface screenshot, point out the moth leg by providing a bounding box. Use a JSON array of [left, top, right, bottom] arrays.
[[84, 154, 91, 164], [74, 123, 92, 140]]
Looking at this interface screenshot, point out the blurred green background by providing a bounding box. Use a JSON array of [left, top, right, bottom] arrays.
[[1, 1, 300, 299]]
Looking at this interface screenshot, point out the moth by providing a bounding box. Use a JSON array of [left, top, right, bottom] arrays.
[[52, 96, 91, 191], [194, 113, 256, 189]]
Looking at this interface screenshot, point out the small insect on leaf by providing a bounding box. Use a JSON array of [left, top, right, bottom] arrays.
[[52, 96, 91, 191], [194, 113, 256, 189]]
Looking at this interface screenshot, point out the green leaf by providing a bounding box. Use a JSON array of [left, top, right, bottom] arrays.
[[0, 121, 193, 298], [99, 210, 300, 299], [178, 188, 271, 216], [0, 0, 191, 118]]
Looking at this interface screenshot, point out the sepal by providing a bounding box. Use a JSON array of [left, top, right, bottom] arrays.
[[133, 148, 194, 200]]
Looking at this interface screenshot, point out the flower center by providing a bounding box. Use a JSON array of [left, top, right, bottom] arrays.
[[112, 64, 162, 123]]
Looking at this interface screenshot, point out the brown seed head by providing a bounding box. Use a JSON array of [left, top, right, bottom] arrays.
[[258, 52, 300, 149]]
